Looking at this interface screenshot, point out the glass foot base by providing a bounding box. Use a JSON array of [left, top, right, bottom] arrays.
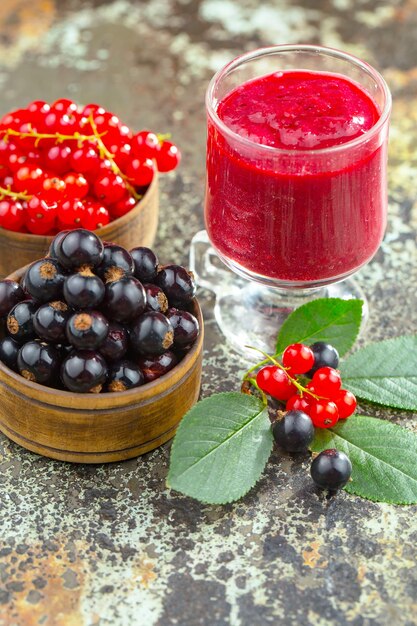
[[190, 230, 368, 357]]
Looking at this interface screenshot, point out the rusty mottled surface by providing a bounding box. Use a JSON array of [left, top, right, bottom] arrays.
[[0, 1, 417, 625]]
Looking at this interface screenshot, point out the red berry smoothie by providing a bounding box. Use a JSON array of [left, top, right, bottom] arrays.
[[205, 70, 387, 285]]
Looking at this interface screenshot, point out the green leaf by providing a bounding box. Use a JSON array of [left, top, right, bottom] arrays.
[[167, 392, 273, 504], [275, 298, 362, 357], [340, 335, 417, 410], [311, 415, 417, 504]]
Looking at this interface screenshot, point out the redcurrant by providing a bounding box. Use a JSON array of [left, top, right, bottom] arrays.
[[50, 98, 78, 116], [81, 200, 110, 230], [58, 198, 85, 228], [63, 172, 89, 199], [256, 365, 296, 401], [131, 131, 160, 159], [286, 394, 312, 413], [110, 195, 136, 219], [93, 171, 127, 204], [309, 400, 339, 428], [156, 141, 181, 172], [0, 200, 25, 231], [43, 145, 72, 174], [70, 146, 100, 176], [334, 389, 357, 419], [282, 343, 315, 375], [312, 367, 342, 398], [14, 165, 46, 194], [125, 158, 154, 187]]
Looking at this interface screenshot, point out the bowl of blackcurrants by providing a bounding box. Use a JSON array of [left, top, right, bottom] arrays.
[[0, 229, 203, 463]]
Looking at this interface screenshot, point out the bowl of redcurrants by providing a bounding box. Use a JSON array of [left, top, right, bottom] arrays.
[[0, 99, 181, 277], [0, 229, 203, 463]]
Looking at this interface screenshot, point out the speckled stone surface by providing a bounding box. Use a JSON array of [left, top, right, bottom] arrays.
[[0, 1, 416, 625]]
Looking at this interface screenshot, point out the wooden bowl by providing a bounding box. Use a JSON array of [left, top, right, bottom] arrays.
[[0, 173, 159, 279], [0, 266, 203, 463]]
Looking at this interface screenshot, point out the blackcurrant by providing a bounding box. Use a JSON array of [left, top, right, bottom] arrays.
[[48, 229, 69, 259], [107, 359, 144, 392], [99, 322, 128, 361], [166, 307, 199, 348], [66, 311, 109, 350], [144, 283, 168, 313], [57, 228, 104, 270], [310, 449, 352, 491], [272, 410, 314, 452], [63, 267, 105, 309], [306, 342, 339, 377], [24, 258, 66, 303], [0, 336, 20, 370], [0, 280, 25, 317], [34, 301, 70, 343], [103, 276, 146, 323], [155, 264, 196, 306], [137, 350, 178, 382], [61, 350, 107, 393], [130, 246, 159, 283], [130, 311, 174, 356], [17, 340, 61, 384], [7, 300, 38, 343], [97, 243, 135, 282]]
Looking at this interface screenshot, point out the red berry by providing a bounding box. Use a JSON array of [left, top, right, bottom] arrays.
[[309, 400, 339, 428], [334, 389, 357, 419], [14, 165, 47, 194], [81, 103, 105, 118], [63, 172, 89, 199], [27, 100, 50, 115], [93, 171, 127, 204], [131, 131, 160, 159], [256, 365, 296, 401], [110, 195, 136, 219], [286, 394, 312, 413], [0, 200, 25, 231], [70, 146, 100, 176], [50, 98, 78, 116], [80, 200, 110, 230], [58, 198, 85, 227], [125, 158, 154, 187], [156, 141, 181, 172], [43, 145, 72, 174], [282, 343, 315, 375], [109, 142, 132, 170], [312, 367, 342, 398]]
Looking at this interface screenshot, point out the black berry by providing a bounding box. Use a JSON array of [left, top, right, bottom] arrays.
[[137, 350, 178, 382], [61, 350, 107, 393], [307, 342, 339, 377], [34, 301, 70, 343], [97, 243, 135, 282], [63, 267, 105, 309], [167, 307, 199, 348], [103, 276, 146, 323], [24, 259, 66, 303], [144, 283, 168, 313], [272, 410, 314, 452], [66, 311, 109, 350], [57, 229, 104, 270], [130, 311, 174, 356], [17, 340, 61, 385], [107, 359, 144, 392], [99, 322, 128, 361], [0, 336, 20, 370], [155, 264, 196, 306], [130, 246, 159, 283], [48, 230, 69, 259], [7, 300, 38, 343], [310, 449, 352, 491], [0, 280, 25, 317]]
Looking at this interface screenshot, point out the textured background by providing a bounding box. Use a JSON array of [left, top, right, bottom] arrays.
[[0, 1, 417, 625]]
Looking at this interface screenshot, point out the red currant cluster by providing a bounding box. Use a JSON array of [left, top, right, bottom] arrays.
[[0, 229, 199, 393], [255, 341, 357, 428], [0, 99, 181, 235]]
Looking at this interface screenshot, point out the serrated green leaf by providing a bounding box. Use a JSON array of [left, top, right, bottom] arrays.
[[167, 392, 273, 504], [311, 415, 417, 504], [340, 335, 417, 410], [275, 298, 362, 357]]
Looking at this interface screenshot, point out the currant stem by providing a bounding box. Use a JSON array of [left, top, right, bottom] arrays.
[[0, 128, 104, 148], [88, 115, 142, 201], [0, 185, 32, 201], [243, 345, 320, 400]]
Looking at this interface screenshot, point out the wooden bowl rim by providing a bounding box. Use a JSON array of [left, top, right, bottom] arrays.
[[0, 272, 204, 408], [0, 170, 158, 243]]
